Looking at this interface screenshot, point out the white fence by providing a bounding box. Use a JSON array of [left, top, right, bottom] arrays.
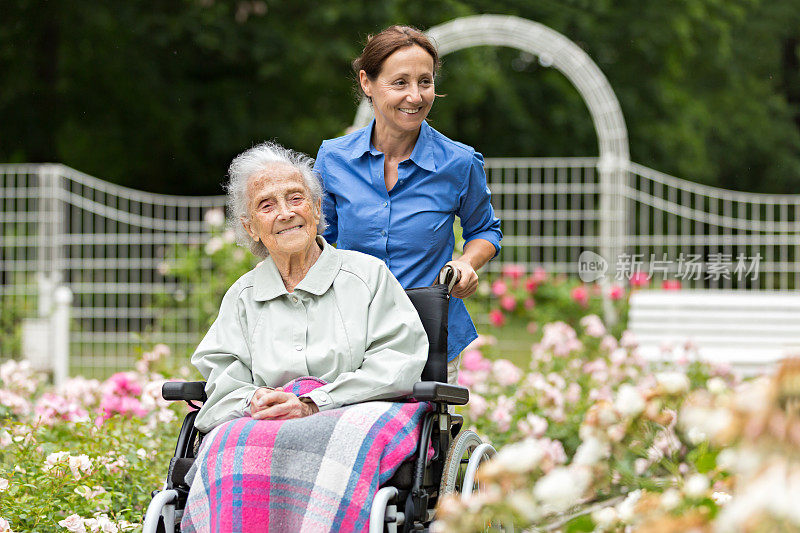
[[1, 160, 799, 377], [484, 158, 800, 290], [0, 164, 225, 376]]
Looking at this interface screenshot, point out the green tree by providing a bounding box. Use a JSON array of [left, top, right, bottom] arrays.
[[1, 0, 798, 194]]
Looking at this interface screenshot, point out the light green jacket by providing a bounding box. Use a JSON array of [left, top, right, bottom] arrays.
[[192, 238, 429, 433]]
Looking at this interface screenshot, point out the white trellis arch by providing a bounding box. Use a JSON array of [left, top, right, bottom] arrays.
[[351, 14, 629, 318]]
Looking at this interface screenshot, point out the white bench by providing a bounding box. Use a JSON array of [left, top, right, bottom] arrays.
[[628, 290, 800, 373]]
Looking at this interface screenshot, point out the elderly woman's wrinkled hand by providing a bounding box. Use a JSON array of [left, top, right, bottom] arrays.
[[250, 386, 318, 420]]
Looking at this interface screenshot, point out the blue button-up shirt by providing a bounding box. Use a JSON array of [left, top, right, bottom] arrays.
[[314, 120, 502, 361]]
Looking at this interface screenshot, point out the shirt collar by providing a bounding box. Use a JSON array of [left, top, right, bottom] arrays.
[[408, 121, 436, 172], [348, 120, 377, 160], [253, 236, 341, 301], [349, 119, 436, 172]]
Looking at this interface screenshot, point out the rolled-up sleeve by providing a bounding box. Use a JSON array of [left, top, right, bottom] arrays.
[[191, 285, 259, 433], [314, 143, 339, 245], [304, 264, 428, 410], [458, 151, 502, 256]]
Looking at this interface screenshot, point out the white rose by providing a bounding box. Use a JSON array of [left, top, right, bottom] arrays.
[[489, 439, 545, 474], [508, 491, 540, 521], [656, 372, 690, 394], [203, 208, 224, 227], [614, 384, 645, 417], [573, 437, 607, 466], [707, 377, 727, 395], [686, 427, 707, 445], [0, 517, 12, 533], [716, 448, 737, 471], [0, 478, 8, 492], [94, 515, 118, 533], [44, 451, 70, 471], [712, 491, 732, 505], [533, 466, 590, 513], [660, 488, 681, 510], [68, 454, 93, 480], [204, 237, 224, 255], [684, 473, 709, 498], [591, 506, 617, 528], [679, 406, 733, 444], [616, 489, 641, 522], [58, 514, 87, 533]]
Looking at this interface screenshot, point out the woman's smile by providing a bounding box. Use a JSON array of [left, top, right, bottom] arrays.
[[277, 224, 304, 235]]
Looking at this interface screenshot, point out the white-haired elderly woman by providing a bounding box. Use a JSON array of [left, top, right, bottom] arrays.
[[191, 141, 429, 433]]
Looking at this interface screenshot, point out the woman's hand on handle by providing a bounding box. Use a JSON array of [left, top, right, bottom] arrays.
[[445, 260, 478, 299], [446, 238, 497, 299], [250, 386, 319, 420]]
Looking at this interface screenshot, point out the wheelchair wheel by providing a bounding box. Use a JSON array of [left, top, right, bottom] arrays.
[[440, 429, 496, 499], [439, 430, 513, 532]]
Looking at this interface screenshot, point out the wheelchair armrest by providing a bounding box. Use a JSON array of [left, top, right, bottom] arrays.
[[162, 381, 207, 402], [411, 381, 469, 405]]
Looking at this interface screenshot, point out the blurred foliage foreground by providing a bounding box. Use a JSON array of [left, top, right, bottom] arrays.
[[2, 254, 800, 531]]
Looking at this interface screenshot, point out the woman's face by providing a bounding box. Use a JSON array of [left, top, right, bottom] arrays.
[[241, 165, 320, 260], [360, 45, 435, 136]]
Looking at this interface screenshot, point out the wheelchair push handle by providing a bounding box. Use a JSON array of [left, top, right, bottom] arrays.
[[436, 265, 461, 295]]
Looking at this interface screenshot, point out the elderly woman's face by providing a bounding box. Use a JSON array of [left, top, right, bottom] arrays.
[[242, 164, 320, 258]]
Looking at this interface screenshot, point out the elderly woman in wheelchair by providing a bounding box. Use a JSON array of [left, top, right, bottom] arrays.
[[144, 142, 497, 533]]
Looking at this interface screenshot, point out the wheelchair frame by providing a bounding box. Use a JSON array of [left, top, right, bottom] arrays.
[[144, 273, 499, 532], [143, 380, 496, 533]]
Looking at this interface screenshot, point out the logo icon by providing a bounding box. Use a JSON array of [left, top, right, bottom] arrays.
[[578, 251, 608, 282]]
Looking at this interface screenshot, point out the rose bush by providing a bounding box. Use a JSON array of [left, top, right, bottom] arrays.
[[0, 346, 190, 532], [151, 208, 257, 338], [468, 264, 632, 340], [2, 257, 792, 532], [435, 310, 799, 532]]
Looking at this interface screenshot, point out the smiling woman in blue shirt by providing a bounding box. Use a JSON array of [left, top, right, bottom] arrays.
[[314, 25, 503, 384]]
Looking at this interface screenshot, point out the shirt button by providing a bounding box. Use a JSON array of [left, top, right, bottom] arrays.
[[381, 230, 386, 236], [295, 345, 303, 351], [383, 201, 388, 207]]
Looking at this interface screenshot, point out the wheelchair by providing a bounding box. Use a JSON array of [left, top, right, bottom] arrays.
[[143, 270, 498, 533]]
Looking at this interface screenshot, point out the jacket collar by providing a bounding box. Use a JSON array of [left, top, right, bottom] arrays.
[[349, 119, 436, 172], [253, 237, 341, 301]]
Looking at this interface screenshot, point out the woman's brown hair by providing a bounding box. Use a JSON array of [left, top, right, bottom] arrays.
[[353, 25, 440, 97]]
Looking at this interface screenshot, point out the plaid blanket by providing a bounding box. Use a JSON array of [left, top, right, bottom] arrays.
[[180, 377, 431, 533]]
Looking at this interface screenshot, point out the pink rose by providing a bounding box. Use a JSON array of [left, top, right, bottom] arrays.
[[608, 284, 624, 300], [524, 277, 538, 293], [457, 371, 475, 387], [106, 372, 142, 397], [492, 359, 522, 386], [629, 272, 650, 287], [500, 295, 517, 312], [517, 413, 548, 438], [532, 267, 547, 284], [468, 394, 487, 418], [462, 349, 492, 372], [570, 285, 589, 306], [661, 279, 681, 290], [491, 280, 508, 296], [501, 264, 525, 281], [489, 396, 514, 432], [488, 309, 506, 327]]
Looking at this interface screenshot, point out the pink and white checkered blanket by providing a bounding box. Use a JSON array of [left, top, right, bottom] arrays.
[[180, 377, 431, 532]]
